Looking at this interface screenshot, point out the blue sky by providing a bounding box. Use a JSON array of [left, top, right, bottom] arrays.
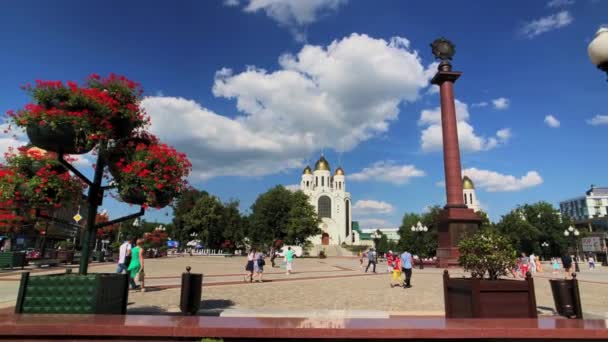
[[1, 0, 607, 228]]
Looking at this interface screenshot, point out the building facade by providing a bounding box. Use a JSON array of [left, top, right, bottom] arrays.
[[300, 156, 352, 246], [462, 176, 480, 212], [560, 185, 608, 227]]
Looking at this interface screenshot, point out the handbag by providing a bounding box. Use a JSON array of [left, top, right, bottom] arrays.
[[259, 258, 265, 267], [138, 269, 145, 282]]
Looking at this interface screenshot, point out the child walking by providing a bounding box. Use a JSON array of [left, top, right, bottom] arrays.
[[552, 258, 560, 275], [390, 255, 402, 288]]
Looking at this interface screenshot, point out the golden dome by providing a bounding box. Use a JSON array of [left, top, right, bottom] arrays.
[[314, 155, 331, 171], [462, 176, 475, 190], [335, 167, 345, 176], [302, 166, 312, 175]]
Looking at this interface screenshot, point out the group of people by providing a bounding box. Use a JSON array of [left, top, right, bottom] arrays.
[[244, 246, 295, 283], [116, 237, 146, 291], [513, 252, 599, 280], [360, 249, 414, 288]]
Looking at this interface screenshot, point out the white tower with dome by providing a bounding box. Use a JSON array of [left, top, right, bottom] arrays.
[[300, 155, 353, 246], [462, 175, 480, 212]]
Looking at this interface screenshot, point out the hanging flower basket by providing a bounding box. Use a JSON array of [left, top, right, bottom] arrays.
[[113, 140, 191, 209], [1, 147, 85, 209], [105, 132, 158, 181], [26, 123, 93, 155]]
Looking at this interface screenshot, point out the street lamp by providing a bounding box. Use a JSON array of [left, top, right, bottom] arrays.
[[370, 231, 381, 251], [411, 221, 428, 269], [541, 241, 549, 261], [588, 26, 608, 81], [564, 225, 581, 272]]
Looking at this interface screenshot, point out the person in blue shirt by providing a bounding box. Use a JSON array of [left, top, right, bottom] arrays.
[[401, 250, 413, 288]]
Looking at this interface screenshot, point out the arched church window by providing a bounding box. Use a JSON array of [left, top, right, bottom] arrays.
[[345, 199, 350, 237], [315, 177, 318, 187], [469, 193, 473, 205], [464, 194, 467, 204], [321, 177, 324, 187], [318, 196, 331, 219]]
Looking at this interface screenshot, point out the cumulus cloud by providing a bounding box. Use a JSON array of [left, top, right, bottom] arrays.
[[349, 161, 425, 185], [144, 34, 433, 180], [418, 100, 511, 152], [521, 11, 573, 38], [472, 102, 488, 108], [492, 97, 510, 110], [284, 184, 301, 191], [358, 218, 390, 228], [586, 115, 608, 126], [544, 115, 561, 128], [353, 200, 394, 215], [231, 0, 348, 42], [462, 167, 543, 192], [547, 0, 575, 8]]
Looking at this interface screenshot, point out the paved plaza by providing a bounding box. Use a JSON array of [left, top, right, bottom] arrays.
[[1, 256, 607, 318]]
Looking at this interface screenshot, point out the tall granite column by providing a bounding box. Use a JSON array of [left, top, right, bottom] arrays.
[[430, 38, 481, 268]]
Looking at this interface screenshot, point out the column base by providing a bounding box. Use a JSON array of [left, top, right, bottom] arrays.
[[437, 207, 481, 268]]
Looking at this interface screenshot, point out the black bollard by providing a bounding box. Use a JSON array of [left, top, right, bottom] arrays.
[[180, 266, 203, 315]]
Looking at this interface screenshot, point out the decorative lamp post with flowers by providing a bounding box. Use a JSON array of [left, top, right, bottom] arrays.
[[564, 226, 581, 273], [588, 26, 608, 81], [541, 241, 550, 261], [5, 75, 191, 275], [411, 221, 428, 269]]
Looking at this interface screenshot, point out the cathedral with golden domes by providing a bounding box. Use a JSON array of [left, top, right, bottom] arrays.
[[300, 156, 353, 246]]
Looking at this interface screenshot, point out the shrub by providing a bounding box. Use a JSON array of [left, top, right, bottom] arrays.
[[458, 230, 516, 280]]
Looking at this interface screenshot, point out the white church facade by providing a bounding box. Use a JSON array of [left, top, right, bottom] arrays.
[[462, 175, 480, 212], [300, 156, 353, 246]]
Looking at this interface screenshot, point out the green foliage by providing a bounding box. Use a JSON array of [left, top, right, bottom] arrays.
[[171, 189, 205, 247], [495, 202, 571, 256], [376, 231, 389, 254], [397, 206, 441, 257], [458, 230, 516, 280], [249, 185, 321, 248]]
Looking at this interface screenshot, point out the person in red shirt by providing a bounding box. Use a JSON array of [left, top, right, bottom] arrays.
[[387, 251, 394, 273], [391, 255, 402, 288]]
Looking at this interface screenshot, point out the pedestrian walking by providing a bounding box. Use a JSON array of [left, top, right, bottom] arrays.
[[285, 246, 295, 275], [359, 251, 364, 270], [529, 253, 537, 274], [254, 251, 265, 282], [562, 254, 572, 279], [244, 247, 256, 282], [116, 236, 132, 274], [588, 255, 596, 270], [365, 248, 377, 273], [390, 253, 402, 288], [552, 258, 560, 275], [386, 251, 394, 273], [401, 250, 413, 288], [127, 239, 145, 291], [520, 253, 529, 277], [535, 257, 543, 273]]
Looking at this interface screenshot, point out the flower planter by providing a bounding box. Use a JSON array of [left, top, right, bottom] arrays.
[[0, 251, 26, 269], [105, 137, 153, 180], [443, 270, 537, 318], [119, 188, 174, 208], [26, 123, 93, 155], [549, 274, 583, 319], [109, 116, 135, 138], [15, 272, 129, 314]]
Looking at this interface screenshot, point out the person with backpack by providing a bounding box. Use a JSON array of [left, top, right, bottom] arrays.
[[365, 248, 377, 273]]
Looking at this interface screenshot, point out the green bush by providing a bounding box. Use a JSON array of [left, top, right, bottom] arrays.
[[458, 230, 516, 280]]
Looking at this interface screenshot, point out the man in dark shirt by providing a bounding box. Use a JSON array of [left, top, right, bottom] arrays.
[[562, 254, 572, 279]]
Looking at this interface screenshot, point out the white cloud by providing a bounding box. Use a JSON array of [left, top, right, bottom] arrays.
[[224, 0, 240, 6], [418, 100, 511, 152], [0, 123, 26, 162], [544, 115, 561, 128], [284, 184, 300, 191], [521, 11, 573, 38], [425, 85, 439, 95], [353, 200, 394, 215], [435, 180, 445, 187], [358, 218, 390, 228], [462, 167, 543, 192], [144, 34, 433, 180], [472, 102, 488, 108], [547, 0, 575, 8], [492, 97, 510, 110], [349, 161, 425, 185], [235, 0, 348, 42], [586, 115, 608, 126]]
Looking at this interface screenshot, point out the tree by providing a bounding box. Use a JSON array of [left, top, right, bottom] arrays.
[[397, 205, 441, 257], [183, 192, 224, 249], [171, 189, 205, 248], [376, 230, 389, 254], [248, 185, 320, 248]]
